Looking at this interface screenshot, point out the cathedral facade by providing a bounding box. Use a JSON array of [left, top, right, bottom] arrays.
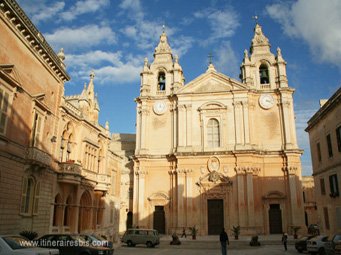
[[133, 24, 305, 235]]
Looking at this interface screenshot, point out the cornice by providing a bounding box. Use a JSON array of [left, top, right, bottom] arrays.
[[0, 0, 70, 82], [306, 87, 341, 132]]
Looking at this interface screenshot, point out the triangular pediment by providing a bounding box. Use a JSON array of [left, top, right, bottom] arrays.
[[177, 70, 248, 95]]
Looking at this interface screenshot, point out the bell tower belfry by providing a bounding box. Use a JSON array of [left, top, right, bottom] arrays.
[[140, 29, 184, 97], [136, 29, 184, 155], [240, 23, 288, 89]]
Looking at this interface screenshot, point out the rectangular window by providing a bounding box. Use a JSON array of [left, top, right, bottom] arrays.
[[329, 174, 339, 197], [323, 207, 330, 230], [317, 142, 322, 162], [320, 178, 326, 195], [336, 126, 341, 152], [20, 177, 34, 215], [31, 112, 43, 147], [303, 191, 306, 203], [0, 87, 10, 135], [326, 134, 333, 157]]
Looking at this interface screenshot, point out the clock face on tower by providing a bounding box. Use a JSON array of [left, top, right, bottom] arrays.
[[153, 101, 167, 115], [259, 94, 275, 109]]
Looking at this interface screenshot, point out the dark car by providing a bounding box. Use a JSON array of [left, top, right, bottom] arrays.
[[36, 234, 114, 255], [295, 236, 315, 253]]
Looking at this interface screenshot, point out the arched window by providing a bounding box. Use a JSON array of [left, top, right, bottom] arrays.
[[207, 118, 220, 148], [158, 72, 166, 91], [64, 196, 72, 226], [53, 194, 62, 226], [20, 176, 39, 215], [259, 64, 269, 84]]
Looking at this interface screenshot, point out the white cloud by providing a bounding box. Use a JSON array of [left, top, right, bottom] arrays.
[[266, 0, 341, 68], [214, 41, 239, 79], [171, 35, 194, 59], [119, 0, 144, 21], [66, 51, 122, 69], [92, 65, 141, 84], [194, 7, 239, 44], [17, 0, 65, 24], [60, 0, 109, 21], [45, 25, 116, 50], [65, 50, 142, 84], [32, 2, 65, 23]]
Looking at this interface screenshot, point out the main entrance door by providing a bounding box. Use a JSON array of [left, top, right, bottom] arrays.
[[269, 204, 283, 234], [153, 206, 165, 234], [207, 199, 224, 235]]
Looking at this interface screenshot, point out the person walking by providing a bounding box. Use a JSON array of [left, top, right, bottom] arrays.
[[282, 232, 288, 251], [220, 228, 229, 255], [181, 227, 187, 238]]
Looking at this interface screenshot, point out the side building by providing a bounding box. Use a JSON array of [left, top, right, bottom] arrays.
[[0, 0, 69, 234], [0, 0, 135, 239], [306, 87, 341, 236]]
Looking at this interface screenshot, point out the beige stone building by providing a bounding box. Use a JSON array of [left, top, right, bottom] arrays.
[[133, 24, 305, 235], [0, 0, 68, 234], [306, 87, 341, 236], [0, 0, 134, 239], [301, 176, 318, 228]]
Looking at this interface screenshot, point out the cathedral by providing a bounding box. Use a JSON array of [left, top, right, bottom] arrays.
[[133, 24, 305, 235]]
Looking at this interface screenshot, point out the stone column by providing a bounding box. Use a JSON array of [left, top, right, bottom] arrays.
[[246, 168, 256, 227], [136, 106, 142, 151], [185, 169, 193, 227], [178, 105, 186, 147], [140, 105, 149, 150], [177, 169, 186, 227], [168, 170, 176, 231], [242, 101, 250, 145], [286, 166, 301, 226], [234, 101, 244, 147], [171, 103, 177, 152], [281, 99, 292, 148], [185, 105, 192, 147], [235, 167, 246, 227], [134, 168, 148, 226]]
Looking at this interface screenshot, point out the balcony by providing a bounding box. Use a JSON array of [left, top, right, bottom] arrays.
[[57, 161, 82, 184], [26, 147, 52, 168], [94, 174, 110, 193]]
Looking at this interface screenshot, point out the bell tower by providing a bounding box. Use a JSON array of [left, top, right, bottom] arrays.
[[240, 23, 288, 89], [140, 29, 184, 97], [136, 29, 184, 155]]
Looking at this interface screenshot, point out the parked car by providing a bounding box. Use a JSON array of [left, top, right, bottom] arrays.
[[325, 234, 341, 255], [295, 236, 315, 253], [80, 234, 113, 248], [36, 234, 114, 255], [121, 228, 160, 248], [0, 235, 59, 255], [307, 235, 329, 255]]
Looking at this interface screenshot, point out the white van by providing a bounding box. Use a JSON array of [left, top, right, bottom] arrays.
[[121, 228, 160, 248]]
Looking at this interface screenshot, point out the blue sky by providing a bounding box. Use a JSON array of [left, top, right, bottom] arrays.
[[18, 0, 341, 176]]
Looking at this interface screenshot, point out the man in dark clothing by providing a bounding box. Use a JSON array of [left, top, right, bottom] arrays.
[[220, 228, 229, 255], [282, 232, 288, 251]]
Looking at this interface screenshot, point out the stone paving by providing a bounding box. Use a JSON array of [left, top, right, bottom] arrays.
[[114, 235, 300, 255]]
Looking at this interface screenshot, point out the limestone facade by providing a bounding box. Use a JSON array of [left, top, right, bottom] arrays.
[[133, 24, 305, 235], [306, 87, 341, 236], [0, 0, 134, 239]]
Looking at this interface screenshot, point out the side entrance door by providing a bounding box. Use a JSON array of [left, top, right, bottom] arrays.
[[207, 199, 224, 235], [269, 204, 283, 234], [153, 206, 165, 234]]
